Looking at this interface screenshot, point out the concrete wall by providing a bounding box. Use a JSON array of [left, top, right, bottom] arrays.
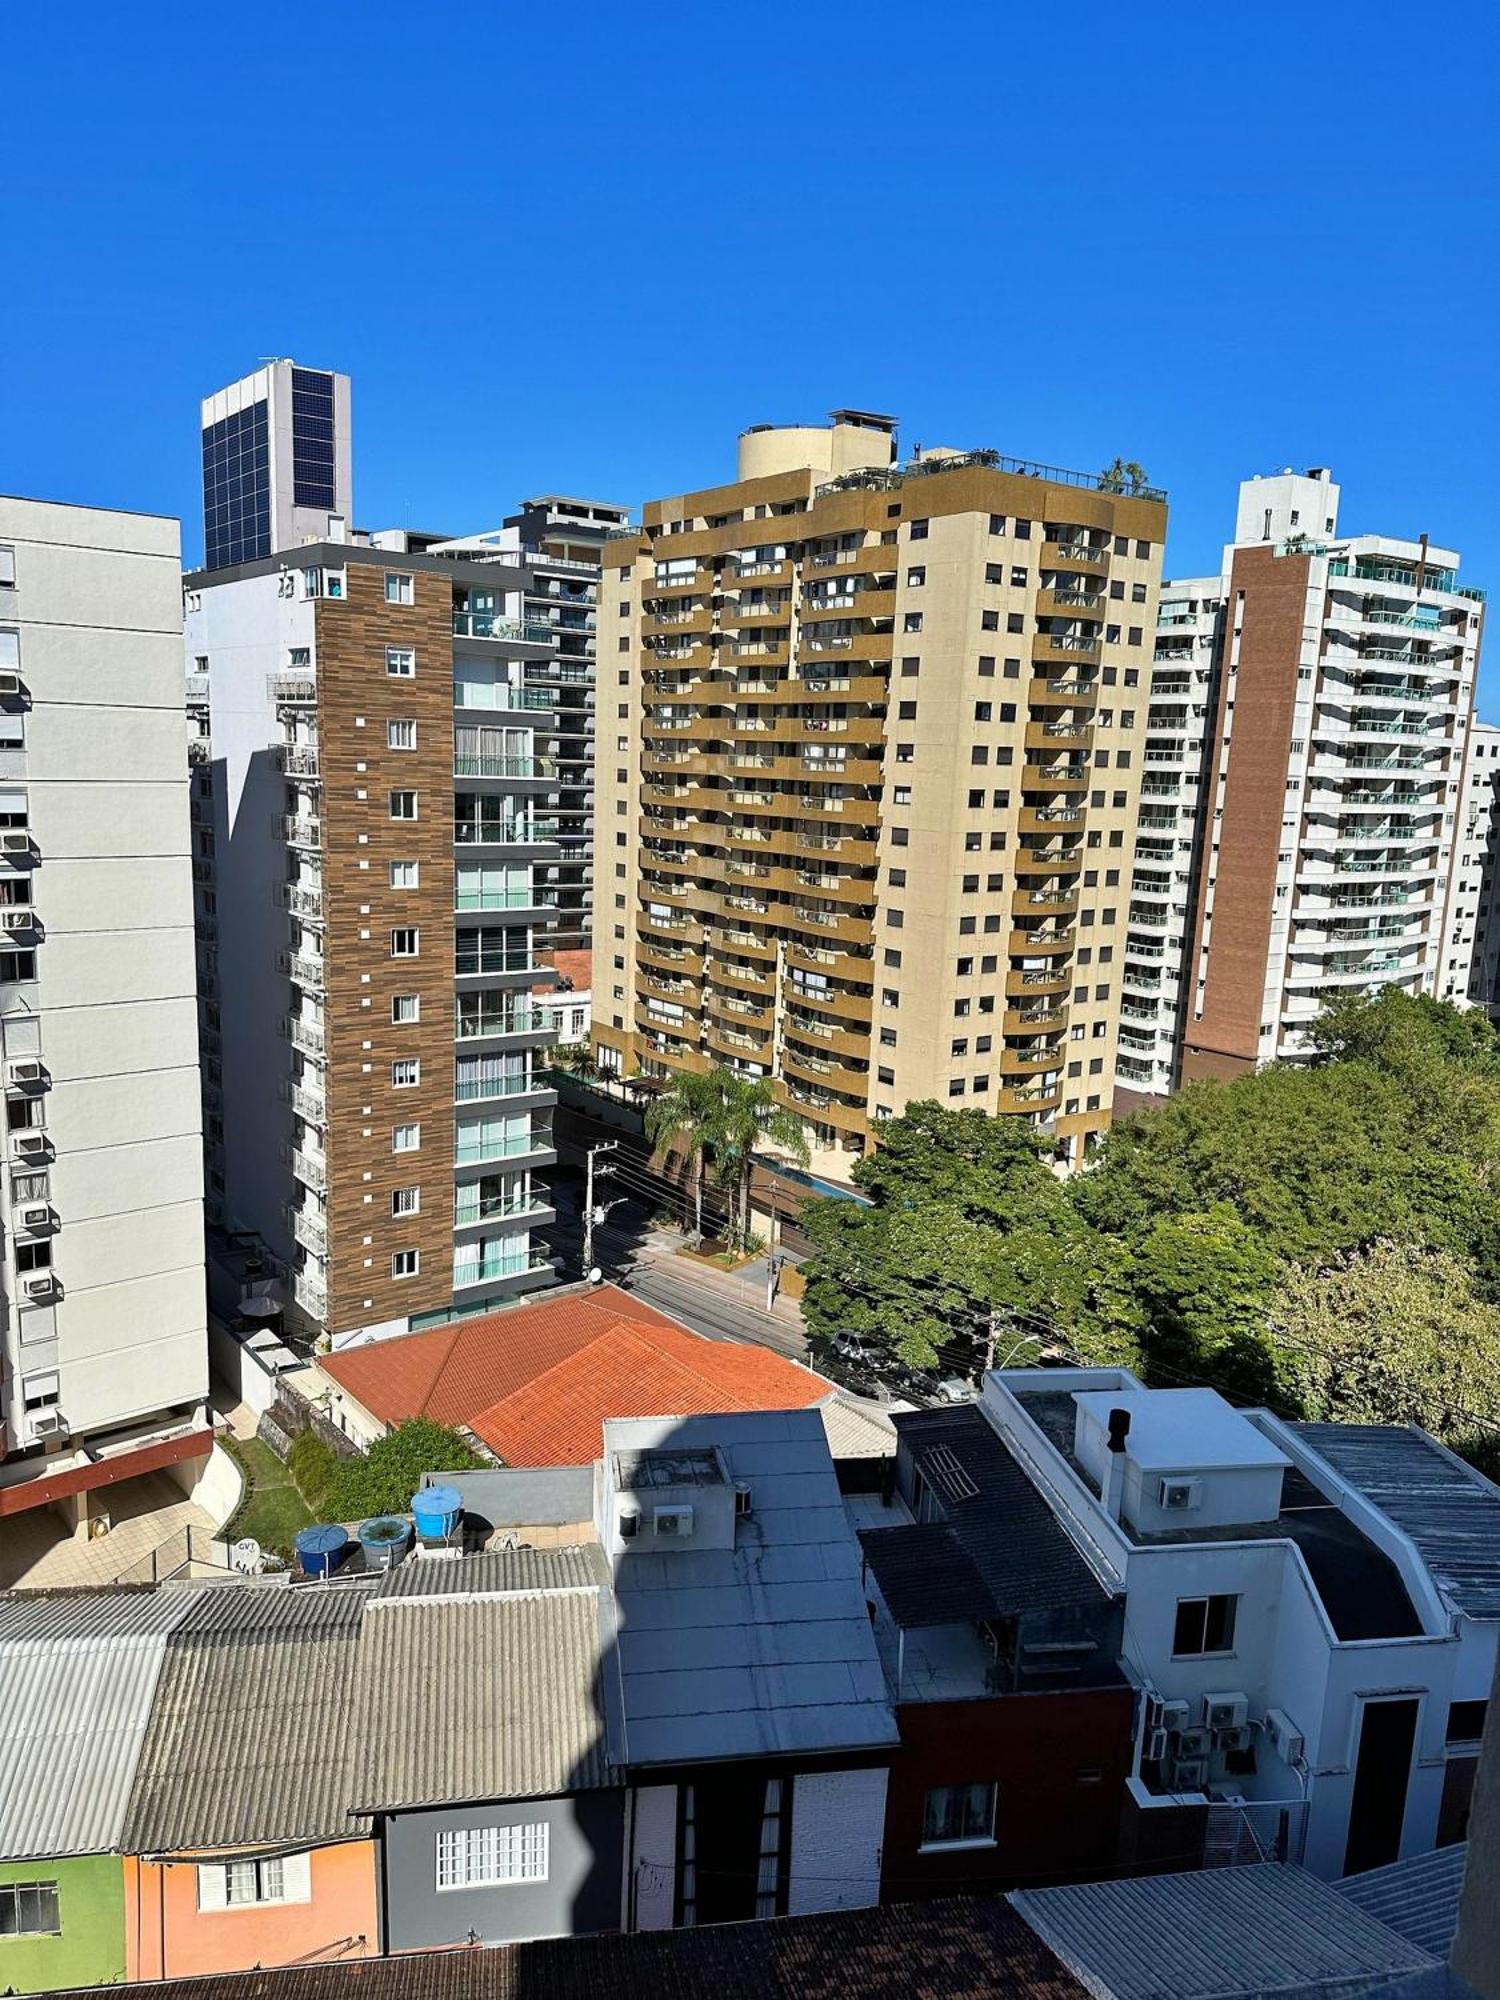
[[126, 1844, 378, 1981], [0, 497, 207, 1456], [0, 1853, 125, 1992], [382, 1794, 625, 1950]]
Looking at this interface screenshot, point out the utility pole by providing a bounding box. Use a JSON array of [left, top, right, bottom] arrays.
[[765, 1205, 782, 1313], [584, 1141, 618, 1279]]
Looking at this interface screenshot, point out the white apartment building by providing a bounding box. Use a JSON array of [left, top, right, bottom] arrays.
[[1441, 719, 1500, 1014], [985, 1367, 1500, 1880], [1116, 579, 1224, 1098], [1121, 470, 1485, 1098], [0, 499, 208, 1516]]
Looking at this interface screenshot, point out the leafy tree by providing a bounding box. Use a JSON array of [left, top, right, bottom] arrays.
[[1269, 1242, 1500, 1463], [326, 1418, 484, 1522], [1131, 1205, 1279, 1401], [714, 1072, 809, 1250], [552, 1041, 597, 1079], [849, 1101, 1062, 1224]]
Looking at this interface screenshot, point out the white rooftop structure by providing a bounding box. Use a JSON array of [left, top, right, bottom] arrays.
[[1073, 1388, 1293, 1473]]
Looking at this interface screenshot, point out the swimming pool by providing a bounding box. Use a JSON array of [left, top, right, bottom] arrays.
[[755, 1160, 871, 1205]]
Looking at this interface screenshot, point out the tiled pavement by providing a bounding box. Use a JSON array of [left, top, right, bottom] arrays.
[[0, 1471, 219, 1591]]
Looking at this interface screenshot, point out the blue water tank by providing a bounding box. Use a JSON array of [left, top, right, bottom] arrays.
[[295, 1524, 349, 1579], [412, 1483, 463, 1543]]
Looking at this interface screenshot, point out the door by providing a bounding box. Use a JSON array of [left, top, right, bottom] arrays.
[[1344, 1697, 1419, 1874]]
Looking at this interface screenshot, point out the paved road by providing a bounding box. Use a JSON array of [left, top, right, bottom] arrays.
[[616, 1256, 811, 1362]]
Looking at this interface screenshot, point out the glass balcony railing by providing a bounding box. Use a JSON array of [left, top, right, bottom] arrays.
[[453, 612, 555, 644]]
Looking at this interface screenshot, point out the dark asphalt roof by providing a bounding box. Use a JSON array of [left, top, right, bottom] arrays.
[[1294, 1425, 1500, 1620], [51, 1894, 1091, 2000], [859, 1520, 1002, 1624], [892, 1405, 1111, 1615]]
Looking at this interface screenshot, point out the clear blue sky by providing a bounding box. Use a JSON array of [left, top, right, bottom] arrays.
[[6, 1, 1497, 696]]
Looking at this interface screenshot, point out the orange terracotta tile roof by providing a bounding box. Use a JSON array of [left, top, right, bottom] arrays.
[[317, 1283, 685, 1429], [468, 1318, 831, 1466], [546, 949, 592, 993]]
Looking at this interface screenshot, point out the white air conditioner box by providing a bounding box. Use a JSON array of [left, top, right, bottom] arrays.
[[1177, 1726, 1212, 1758], [0, 910, 32, 934], [0, 832, 33, 857], [0, 673, 23, 698], [11, 1132, 46, 1159], [1145, 1726, 1170, 1763], [1159, 1698, 1192, 1730], [653, 1504, 695, 1538], [1203, 1692, 1249, 1731], [6, 1058, 45, 1087], [22, 1273, 55, 1299], [18, 1204, 54, 1232], [29, 1409, 64, 1438], [1159, 1476, 1202, 1512], [1172, 1756, 1210, 1791], [1266, 1707, 1305, 1765]]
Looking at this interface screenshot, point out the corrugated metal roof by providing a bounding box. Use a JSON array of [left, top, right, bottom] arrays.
[[859, 1522, 1000, 1624], [0, 1583, 209, 1646], [1011, 1864, 1437, 2000], [378, 1546, 604, 1598], [351, 1591, 618, 1808], [124, 1581, 374, 1852], [820, 1397, 898, 1460], [1338, 1843, 1469, 1959], [607, 1410, 898, 1766], [894, 1405, 1111, 1616], [0, 1617, 188, 1858], [1293, 1425, 1500, 1619]]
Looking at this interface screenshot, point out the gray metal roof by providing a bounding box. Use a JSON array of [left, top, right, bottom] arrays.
[[124, 1581, 374, 1853], [350, 1590, 618, 1809], [1012, 1864, 1437, 2000], [0, 1587, 205, 1859], [1294, 1425, 1500, 1619], [378, 1546, 604, 1598], [1338, 1843, 1469, 1960], [608, 1410, 899, 1766]]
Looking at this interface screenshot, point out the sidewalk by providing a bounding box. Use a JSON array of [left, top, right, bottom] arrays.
[[639, 1241, 806, 1327]]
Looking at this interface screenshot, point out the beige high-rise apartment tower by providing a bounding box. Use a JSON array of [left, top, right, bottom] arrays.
[[592, 414, 1168, 1173]]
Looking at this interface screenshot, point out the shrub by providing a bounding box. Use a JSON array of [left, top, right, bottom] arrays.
[[288, 1429, 337, 1514], [325, 1418, 484, 1521]]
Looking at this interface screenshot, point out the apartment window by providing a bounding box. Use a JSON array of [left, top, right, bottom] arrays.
[[1014, 518, 1031, 538], [435, 1823, 549, 1891], [0, 547, 15, 591], [391, 1249, 420, 1279], [981, 610, 999, 631], [392, 994, 420, 1023], [391, 928, 419, 957], [909, 519, 929, 541], [948, 1079, 965, 1096], [392, 1124, 420, 1152], [897, 700, 917, 721], [1448, 1700, 1488, 1745], [989, 515, 1005, 535], [386, 647, 415, 678], [392, 1186, 421, 1217], [985, 563, 1003, 583], [389, 790, 417, 820], [1173, 1593, 1238, 1657], [975, 702, 992, 722], [392, 1060, 420, 1088], [390, 861, 419, 889], [198, 1855, 309, 1909], [893, 786, 912, 806], [0, 1881, 60, 1935], [0, 630, 19, 672], [0, 950, 36, 982], [900, 656, 920, 676], [385, 572, 414, 605], [1010, 566, 1027, 588], [903, 612, 924, 633], [907, 566, 927, 587], [388, 719, 418, 751], [920, 1783, 996, 1850]]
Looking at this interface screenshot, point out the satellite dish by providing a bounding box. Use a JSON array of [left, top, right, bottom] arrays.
[[588, 1266, 604, 1286], [231, 1537, 263, 1575]]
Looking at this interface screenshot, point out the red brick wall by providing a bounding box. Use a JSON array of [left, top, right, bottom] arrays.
[[880, 1684, 1136, 1899]]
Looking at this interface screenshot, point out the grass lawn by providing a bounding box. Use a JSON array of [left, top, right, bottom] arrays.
[[223, 1435, 315, 1554]]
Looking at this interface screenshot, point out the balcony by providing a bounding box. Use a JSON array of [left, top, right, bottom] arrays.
[[1009, 927, 1074, 957], [453, 1250, 556, 1288], [278, 882, 324, 922], [282, 1081, 326, 1124], [453, 612, 554, 644], [267, 672, 316, 705], [453, 1190, 552, 1230], [453, 754, 557, 780], [280, 1015, 326, 1059], [280, 814, 321, 850], [279, 745, 320, 779], [278, 949, 326, 993], [287, 1206, 327, 1257], [455, 1003, 550, 1040], [284, 1145, 328, 1193]]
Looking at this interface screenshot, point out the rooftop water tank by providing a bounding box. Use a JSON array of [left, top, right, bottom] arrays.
[[358, 1515, 411, 1571], [295, 1524, 349, 1579], [411, 1484, 463, 1544]]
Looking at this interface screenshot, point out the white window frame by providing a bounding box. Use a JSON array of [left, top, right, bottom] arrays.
[[435, 1822, 549, 1891], [386, 646, 416, 678], [390, 860, 419, 889], [391, 994, 421, 1024], [392, 1124, 421, 1153], [388, 718, 418, 751], [389, 790, 418, 821], [391, 928, 419, 958], [391, 1249, 420, 1279], [392, 1186, 421, 1217], [385, 572, 414, 606], [196, 1853, 310, 1910], [918, 1782, 997, 1852], [392, 1059, 420, 1088]]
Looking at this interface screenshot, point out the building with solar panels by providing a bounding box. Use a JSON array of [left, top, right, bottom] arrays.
[[199, 360, 353, 570]]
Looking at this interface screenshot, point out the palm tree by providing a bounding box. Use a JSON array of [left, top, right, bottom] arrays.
[[644, 1068, 726, 1240], [715, 1074, 810, 1251]]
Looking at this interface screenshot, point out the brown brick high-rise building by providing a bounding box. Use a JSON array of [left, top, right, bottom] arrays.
[[592, 414, 1168, 1175]]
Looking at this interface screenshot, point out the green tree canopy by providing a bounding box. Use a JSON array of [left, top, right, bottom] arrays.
[[326, 1418, 485, 1522]]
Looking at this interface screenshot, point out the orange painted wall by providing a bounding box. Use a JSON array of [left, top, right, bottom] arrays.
[[124, 1842, 379, 1981]]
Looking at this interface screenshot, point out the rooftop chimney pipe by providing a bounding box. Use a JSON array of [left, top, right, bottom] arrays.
[[1107, 1408, 1131, 1453]]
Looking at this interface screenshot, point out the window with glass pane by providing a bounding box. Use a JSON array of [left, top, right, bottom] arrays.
[[454, 723, 532, 779], [456, 1052, 530, 1101], [456, 927, 532, 976], [456, 993, 537, 1041], [455, 1112, 531, 1164], [435, 1822, 548, 1890], [920, 1782, 996, 1848], [0, 1882, 60, 1935], [456, 862, 533, 911], [455, 794, 533, 845], [455, 1173, 529, 1226], [454, 1234, 535, 1284]]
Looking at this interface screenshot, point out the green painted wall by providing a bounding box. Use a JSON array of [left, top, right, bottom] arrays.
[[0, 1855, 126, 1994]]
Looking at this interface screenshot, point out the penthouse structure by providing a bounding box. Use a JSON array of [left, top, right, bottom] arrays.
[[594, 413, 1168, 1172]]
